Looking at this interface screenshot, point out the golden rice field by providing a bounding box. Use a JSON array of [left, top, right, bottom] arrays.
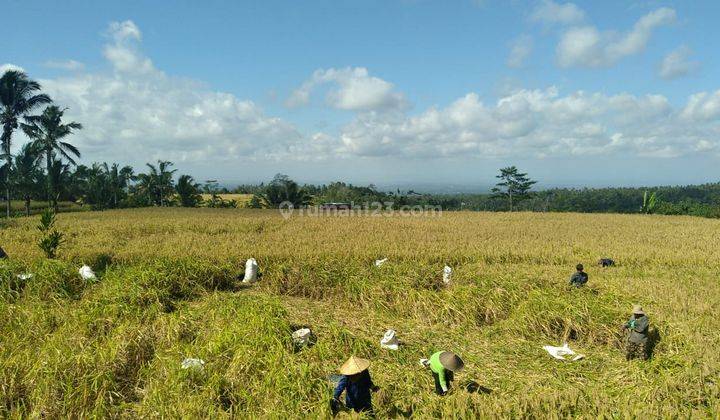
[[1, 208, 719, 418]]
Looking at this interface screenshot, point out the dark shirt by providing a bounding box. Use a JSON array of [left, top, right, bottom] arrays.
[[625, 314, 649, 344], [569, 271, 588, 287], [333, 370, 374, 412]]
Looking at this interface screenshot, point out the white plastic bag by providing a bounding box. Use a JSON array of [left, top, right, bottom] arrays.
[[442, 266, 453, 284], [243, 258, 258, 283], [17, 273, 34, 280], [292, 328, 312, 346], [542, 342, 585, 361], [79, 265, 97, 281], [181, 358, 205, 370], [380, 329, 399, 350], [374, 258, 388, 267]]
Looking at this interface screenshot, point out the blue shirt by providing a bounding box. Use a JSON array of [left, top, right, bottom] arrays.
[[333, 370, 374, 411]]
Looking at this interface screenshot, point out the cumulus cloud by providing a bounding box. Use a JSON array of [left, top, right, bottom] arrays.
[[44, 59, 85, 71], [286, 67, 407, 111], [335, 87, 719, 159], [0, 63, 25, 74], [659, 46, 699, 80], [33, 20, 327, 164], [557, 7, 676, 68], [13, 20, 719, 168], [681, 90, 720, 122], [530, 0, 585, 25], [507, 35, 534, 68]]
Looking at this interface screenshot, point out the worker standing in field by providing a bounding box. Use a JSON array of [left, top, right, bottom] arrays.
[[331, 356, 379, 415], [569, 264, 588, 287], [622, 305, 650, 360], [426, 351, 464, 395]]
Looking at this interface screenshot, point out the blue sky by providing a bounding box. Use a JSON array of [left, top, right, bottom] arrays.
[[2, 0, 720, 189]]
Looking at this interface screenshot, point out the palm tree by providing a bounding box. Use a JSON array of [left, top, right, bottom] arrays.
[[136, 160, 176, 206], [176, 174, 202, 207], [103, 162, 134, 208], [45, 159, 72, 208], [12, 143, 42, 216], [0, 70, 52, 217], [260, 173, 312, 208], [21, 105, 82, 211]]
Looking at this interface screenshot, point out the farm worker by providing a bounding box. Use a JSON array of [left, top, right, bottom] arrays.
[[622, 305, 650, 360], [569, 263, 588, 287], [331, 356, 379, 415], [429, 351, 464, 395]]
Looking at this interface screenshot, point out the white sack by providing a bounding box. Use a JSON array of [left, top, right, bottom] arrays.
[[380, 329, 399, 350], [542, 342, 585, 361], [79, 265, 97, 281], [442, 266, 453, 284], [243, 258, 258, 283]]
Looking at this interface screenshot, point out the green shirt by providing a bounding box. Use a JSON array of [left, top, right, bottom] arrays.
[[429, 352, 449, 392], [625, 315, 649, 344]]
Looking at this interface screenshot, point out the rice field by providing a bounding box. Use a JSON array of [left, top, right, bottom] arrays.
[[1, 208, 719, 418]]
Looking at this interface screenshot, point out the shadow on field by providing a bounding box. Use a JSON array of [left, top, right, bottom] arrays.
[[463, 380, 493, 394], [646, 327, 662, 359]]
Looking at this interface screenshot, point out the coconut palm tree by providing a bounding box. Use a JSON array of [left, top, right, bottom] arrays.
[[12, 143, 42, 216], [0, 70, 52, 217], [45, 159, 73, 209], [102, 162, 134, 208], [259, 173, 312, 208], [21, 105, 82, 211], [136, 160, 176, 206], [176, 174, 202, 207]]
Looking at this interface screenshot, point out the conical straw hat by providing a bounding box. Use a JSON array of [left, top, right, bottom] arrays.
[[439, 352, 464, 372], [632, 304, 645, 315], [339, 356, 371, 375]]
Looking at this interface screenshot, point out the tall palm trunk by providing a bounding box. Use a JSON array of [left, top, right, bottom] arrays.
[[2, 129, 11, 218], [46, 149, 53, 210]]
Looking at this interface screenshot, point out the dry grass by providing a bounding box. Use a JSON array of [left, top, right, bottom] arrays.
[[1, 208, 719, 418]]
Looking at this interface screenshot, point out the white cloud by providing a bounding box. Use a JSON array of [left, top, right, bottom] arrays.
[[681, 90, 720, 122], [33, 20, 324, 165], [530, 0, 585, 25], [557, 7, 676, 68], [286, 67, 407, 111], [102, 20, 155, 74], [659, 46, 699, 79], [507, 35, 534, 68], [44, 59, 85, 71], [12, 20, 719, 169], [0, 63, 25, 74], [334, 87, 719, 159]]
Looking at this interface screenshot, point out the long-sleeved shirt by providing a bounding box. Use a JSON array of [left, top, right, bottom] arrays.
[[429, 352, 452, 393], [625, 314, 649, 344], [332, 370, 374, 411], [569, 271, 588, 287]]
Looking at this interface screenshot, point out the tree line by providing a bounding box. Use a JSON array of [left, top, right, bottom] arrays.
[[1, 70, 206, 216], [3, 69, 718, 219]]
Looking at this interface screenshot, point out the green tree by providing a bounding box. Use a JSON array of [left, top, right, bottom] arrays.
[[135, 160, 176, 206], [176, 174, 202, 207], [260, 174, 312, 208], [21, 105, 82, 211], [640, 191, 658, 214], [103, 163, 134, 208], [0, 70, 52, 217], [37, 208, 64, 258], [491, 166, 537, 211], [44, 159, 73, 208], [11, 143, 42, 216]]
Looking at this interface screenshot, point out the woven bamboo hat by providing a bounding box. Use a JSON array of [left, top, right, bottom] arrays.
[[339, 356, 371, 376], [632, 304, 645, 315], [439, 352, 465, 372]]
